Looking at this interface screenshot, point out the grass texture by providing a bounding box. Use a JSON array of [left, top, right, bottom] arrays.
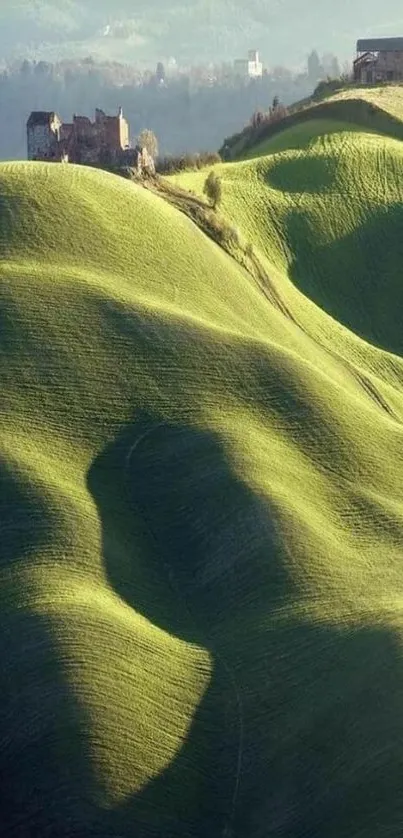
[[3, 87, 403, 837]]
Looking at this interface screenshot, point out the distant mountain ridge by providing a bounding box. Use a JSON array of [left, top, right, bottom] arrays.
[[2, 1, 403, 66]]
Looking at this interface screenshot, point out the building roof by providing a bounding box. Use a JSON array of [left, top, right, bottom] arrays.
[[27, 111, 56, 127], [353, 51, 374, 66], [357, 37, 403, 53]]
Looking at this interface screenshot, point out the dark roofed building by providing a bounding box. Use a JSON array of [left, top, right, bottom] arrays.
[[27, 111, 62, 160], [354, 37, 403, 83], [27, 111, 57, 127], [357, 37, 403, 53]]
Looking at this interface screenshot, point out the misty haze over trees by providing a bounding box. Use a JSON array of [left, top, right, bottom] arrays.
[[1, 0, 402, 160], [1, 0, 402, 66], [0, 0, 403, 159], [0, 52, 344, 160]]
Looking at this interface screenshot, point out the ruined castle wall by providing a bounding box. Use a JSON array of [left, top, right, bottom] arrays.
[[103, 117, 122, 151], [28, 110, 132, 164], [119, 117, 130, 149], [27, 124, 50, 159], [27, 115, 61, 161]]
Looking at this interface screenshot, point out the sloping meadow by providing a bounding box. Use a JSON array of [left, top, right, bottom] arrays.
[[2, 129, 403, 837]]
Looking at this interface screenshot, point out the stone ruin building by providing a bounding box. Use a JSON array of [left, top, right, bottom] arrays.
[[354, 37, 403, 84], [26, 108, 155, 174]]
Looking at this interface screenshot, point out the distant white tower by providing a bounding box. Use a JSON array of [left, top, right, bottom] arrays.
[[234, 49, 263, 79]]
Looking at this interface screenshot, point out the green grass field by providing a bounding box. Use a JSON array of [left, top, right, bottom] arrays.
[[221, 85, 403, 162], [3, 87, 403, 837]]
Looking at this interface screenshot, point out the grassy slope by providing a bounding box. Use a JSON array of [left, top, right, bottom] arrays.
[[173, 90, 403, 360], [331, 84, 403, 122], [222, 85, 403, 162], [3, 116, 403, 837], [241, 117, 382, 158]]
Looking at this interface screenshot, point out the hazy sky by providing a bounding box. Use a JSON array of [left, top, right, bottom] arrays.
[[1, 2, 403, 66]]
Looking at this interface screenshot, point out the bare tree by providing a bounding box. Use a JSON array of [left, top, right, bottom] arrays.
[[203, 171, 222, 210], [138, 129, 159, 159]]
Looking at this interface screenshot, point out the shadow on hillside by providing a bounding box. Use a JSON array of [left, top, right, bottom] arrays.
[[85, 411, 294, 838], [0, 460, 51, 567], [253, 121, 374, 159], [4, 413, 403, 835], [266, 155, 338, 194], [285, 203, 403, 356], [0, 461, 104, 837], [87, 412, 403, 837], [88, 412, 294, 629], [0, 610, 103, 838]]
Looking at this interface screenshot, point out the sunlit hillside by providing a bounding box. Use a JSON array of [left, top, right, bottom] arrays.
[[3, 84, 403, 835]]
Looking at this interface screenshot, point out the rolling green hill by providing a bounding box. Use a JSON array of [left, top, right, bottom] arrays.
[[174, 89, 403, 358], [3, 87, 403, 836], [331, 84, 403, 122], [220, 85, 403, 161]]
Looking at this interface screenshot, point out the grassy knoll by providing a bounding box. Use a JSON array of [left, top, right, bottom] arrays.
[[173, 115, 403, 361], [3, 139, 403, 838], [331, 84, 403, 123], [221, 85, 403, 161]]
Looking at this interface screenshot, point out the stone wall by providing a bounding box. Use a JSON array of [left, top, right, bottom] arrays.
[[27, 109, 134, 165], [27, 115, 61, 160]]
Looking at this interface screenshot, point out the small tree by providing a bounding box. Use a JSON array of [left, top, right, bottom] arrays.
[[138, 129, 159, 160], [203, 171, 222, 210], [156, 61, 165, 83], [307, 49, 323, 83], [251, 110, 264, 128]]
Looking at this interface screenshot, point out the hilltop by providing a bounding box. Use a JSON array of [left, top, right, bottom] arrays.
[[3, 85, 403, 836], [220, 83, 403, 160], [174, 86, 403, 356], [2, 1, 403, 64]]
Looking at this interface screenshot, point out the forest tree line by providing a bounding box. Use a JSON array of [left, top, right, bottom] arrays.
[[0, 50, 346, 160]]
